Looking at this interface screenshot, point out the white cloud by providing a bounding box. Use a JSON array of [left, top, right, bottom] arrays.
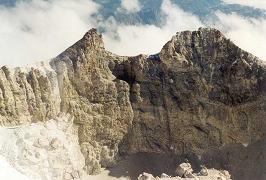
[[0, 0, 99, 67], [0, 0, 265, 67], [223, 0, 266, 10], [0, 0, 202, 66], [104, 0, 203, 56], [105, 0, 266, 61], [119, 0, 141, 13], [211, 12, 266, 60]]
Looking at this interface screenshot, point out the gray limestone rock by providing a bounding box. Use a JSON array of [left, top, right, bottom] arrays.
[[0, 28, 265, 179]]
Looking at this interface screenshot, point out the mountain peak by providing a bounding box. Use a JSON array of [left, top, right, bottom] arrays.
[[78, 28, 105, 51], [52, 28, 105, 65], [160, 27, 260, 67]]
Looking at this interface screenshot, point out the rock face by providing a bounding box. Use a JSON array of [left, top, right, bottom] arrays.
[[0, 28, 265, 179], [50, 29, 134, 174], [0, 63, 60, 125], [117, 28, 266, 155]]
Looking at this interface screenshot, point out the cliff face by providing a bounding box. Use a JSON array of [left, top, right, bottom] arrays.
[[0, 28, 265, 179], [116, 28, 266, 155], [50, 29, 134, 174], [0, 64, 60, 125]]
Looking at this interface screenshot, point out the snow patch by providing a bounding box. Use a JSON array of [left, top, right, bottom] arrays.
[[0, 155, 31, 180], [0, 114, 85, 180]]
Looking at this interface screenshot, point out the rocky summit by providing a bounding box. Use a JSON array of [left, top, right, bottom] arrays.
[[0, 28, 265, 180]]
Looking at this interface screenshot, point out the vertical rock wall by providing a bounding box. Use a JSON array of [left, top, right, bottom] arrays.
[[113, 29, 266, 156], [0, 64, 59, 125], [50, 29, 134, 174]]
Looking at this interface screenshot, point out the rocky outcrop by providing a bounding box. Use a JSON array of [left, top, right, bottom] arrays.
[[117, 28, 266, 156], [50, 29, 134, 174], [0, 28, 265, 179], [0, 63, 60, 125]]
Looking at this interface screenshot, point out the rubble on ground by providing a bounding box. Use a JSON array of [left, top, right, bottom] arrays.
[[138, 163, 231, 180]]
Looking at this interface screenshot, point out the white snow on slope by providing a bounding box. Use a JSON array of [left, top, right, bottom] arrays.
[[0, 155, 31, 180], [0, 113, 86, 180]]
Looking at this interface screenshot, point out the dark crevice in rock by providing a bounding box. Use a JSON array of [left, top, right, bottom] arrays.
[[193, 125, 208, 134]]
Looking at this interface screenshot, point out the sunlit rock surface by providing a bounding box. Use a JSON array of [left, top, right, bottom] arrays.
[[0, 28, 265, 180]]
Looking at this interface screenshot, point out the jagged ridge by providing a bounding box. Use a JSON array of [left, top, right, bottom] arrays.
[[0, 28, 265, 180]]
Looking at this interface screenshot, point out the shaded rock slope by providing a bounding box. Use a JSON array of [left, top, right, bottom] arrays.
[[0, 28, 265, 179]]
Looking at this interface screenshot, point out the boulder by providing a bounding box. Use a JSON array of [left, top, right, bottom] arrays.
[[175, 163, 193, 177], [138, 172, 155, 180]]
